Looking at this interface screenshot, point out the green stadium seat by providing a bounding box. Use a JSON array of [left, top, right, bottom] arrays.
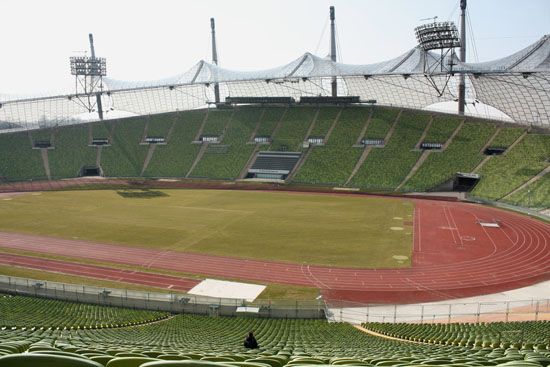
[[31, 350, 93, 359], [201, 356, 236, 362], [90, 355, 115, 366], [105, 357, 160, 367], [159, 356, 193, 361], [114, 352, 150, 358], [246, 358, 284, 367], [140, 361, 239, 367], [143, 352, 166, 358], [226, 362, 273, 367], [0, 353, 104, 367]]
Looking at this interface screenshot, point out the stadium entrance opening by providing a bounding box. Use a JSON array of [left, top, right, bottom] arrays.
[[81, 166, 101, 177], [453, 173, 480, 192], [247, 151, 302, 181], [431, 172, 480, 192]]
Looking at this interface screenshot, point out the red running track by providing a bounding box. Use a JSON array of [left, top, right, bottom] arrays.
[[0, 254, 199, 291], [0, 198, 548, 304]]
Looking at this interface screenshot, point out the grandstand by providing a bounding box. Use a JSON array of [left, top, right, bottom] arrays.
[[143, 111, 205, 178], [401, 120, 496, 192], [350, 110, 429, 190], [190, 108, 259, 180], [0, 105, 548, 207], [364, 321, 550, 349], [293, 107, 368, 185], [0, 293, 549, 367]]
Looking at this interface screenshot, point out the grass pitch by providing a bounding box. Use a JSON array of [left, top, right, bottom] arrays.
[[0, 189, 413, 268]]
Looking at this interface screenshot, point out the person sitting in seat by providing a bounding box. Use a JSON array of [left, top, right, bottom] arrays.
[[244, 331, 259, 349]]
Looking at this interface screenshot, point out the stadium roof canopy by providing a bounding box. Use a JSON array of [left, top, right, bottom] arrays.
[[105, 34, 550, 87], [1, 35, 549, 131]]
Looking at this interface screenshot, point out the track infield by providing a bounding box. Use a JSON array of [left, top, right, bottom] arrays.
[[0, 189, 413, 268]]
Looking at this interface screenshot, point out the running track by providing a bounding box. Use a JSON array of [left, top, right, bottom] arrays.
[[0, 198, 548, 304], [0, 254, 199, 291]]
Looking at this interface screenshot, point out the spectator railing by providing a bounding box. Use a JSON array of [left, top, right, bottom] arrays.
[[0, 274, 324, 319]]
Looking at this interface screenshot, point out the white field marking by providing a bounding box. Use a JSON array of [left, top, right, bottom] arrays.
[[414, 205, 421, 252], [167, 205, 253, 214], [390, 227, 404, 231], [446, 205, 464, 246], [442, 206, 459, 245], [445, 206, 464, 246], [468, 212, 499, 256], [300, 263, 323, 289], [392, 255, 409, 261], [307, 264, 332, 290]]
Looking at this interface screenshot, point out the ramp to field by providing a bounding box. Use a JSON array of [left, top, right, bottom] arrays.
[[188, 279, 266, 302]]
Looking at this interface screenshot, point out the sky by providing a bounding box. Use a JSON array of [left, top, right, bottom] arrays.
[[0, 0, 548, 95]]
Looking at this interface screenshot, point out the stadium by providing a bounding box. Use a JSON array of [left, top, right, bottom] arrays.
[[0, 1, 549, 366]]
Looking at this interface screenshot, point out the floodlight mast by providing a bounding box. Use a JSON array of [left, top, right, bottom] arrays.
[[211, 18, 220, 104], [458, 0, 467, 115], [330, 6, 337, 97]]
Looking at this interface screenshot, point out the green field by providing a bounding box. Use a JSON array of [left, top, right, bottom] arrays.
[[0, 189, 413, 268]]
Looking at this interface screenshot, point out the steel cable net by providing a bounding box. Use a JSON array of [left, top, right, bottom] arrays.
[[1, 35, 549, 132]]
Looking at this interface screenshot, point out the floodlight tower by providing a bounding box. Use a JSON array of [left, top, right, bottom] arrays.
[[69, 33, 107, 119], [211, 18, 220, 104], [458, 0, 467, 115], [329, 6, 337, 97], [414, 20, 461, 97]]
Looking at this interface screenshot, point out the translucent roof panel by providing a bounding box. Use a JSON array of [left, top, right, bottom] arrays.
[[1, 35, 548, 131]]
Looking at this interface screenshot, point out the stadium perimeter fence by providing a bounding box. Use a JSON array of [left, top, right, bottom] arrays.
[[0, 275, 324, 319], [0, 275, 548, 324], [466, 196, 549, 222], [326, 299, 550, 324]]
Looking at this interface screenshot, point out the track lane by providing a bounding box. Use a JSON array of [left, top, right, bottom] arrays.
[[0, 253, 200, 291]]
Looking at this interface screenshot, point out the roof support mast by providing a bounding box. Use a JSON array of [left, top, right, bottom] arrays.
[[458, 0, 467, 115], [330, 6, 337, 97], [89, 33, 96, 59], [211, 18, 220, 104], [89, 34, 104, 120]]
